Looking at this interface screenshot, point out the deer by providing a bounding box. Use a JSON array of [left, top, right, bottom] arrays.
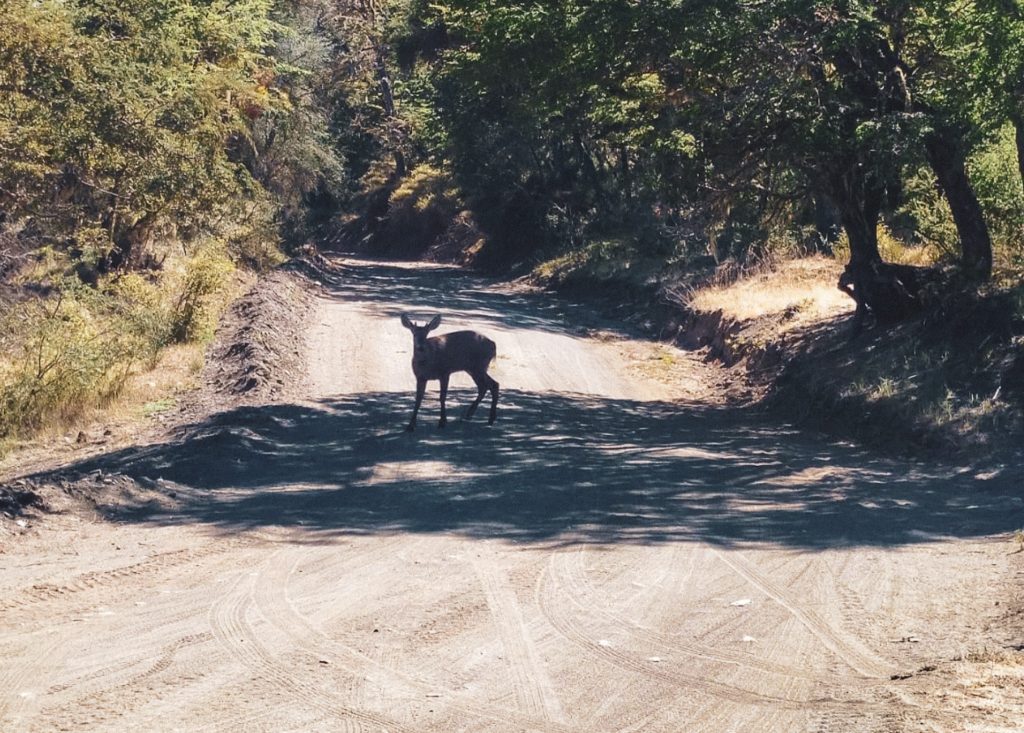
[[400, 314, 499, 431]]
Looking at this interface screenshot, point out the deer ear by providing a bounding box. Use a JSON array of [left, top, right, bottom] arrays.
[[426, 315, 442, 331], [400, 314, 414, 329]]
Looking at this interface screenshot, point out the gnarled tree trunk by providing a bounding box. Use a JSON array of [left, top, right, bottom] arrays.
[[101, 211, 157, 272], [924, 127, 992, 279], [827, 165, 934, 335], [828, 165, 883, 266]]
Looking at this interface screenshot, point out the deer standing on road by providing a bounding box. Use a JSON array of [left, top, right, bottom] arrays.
[[400, 314, 499, 431]]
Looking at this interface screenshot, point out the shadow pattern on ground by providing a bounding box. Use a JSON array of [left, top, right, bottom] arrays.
[[323, 259, 629, 337], [44, 389, 1024, 549]]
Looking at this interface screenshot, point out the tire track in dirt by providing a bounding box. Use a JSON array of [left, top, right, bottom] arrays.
[[0, 586, 214, 726], [37, 599, 208, 695], [272, 535, 429, 718], [563, 544, 694, 729], [44, 630, 212, 698], [589, 544, 724, 733], [28, 633, 214, 732], [554, 547, 828, 683], [0, 634, 65, 728], [542, 548, 827, 732], [209, 569, 404, 733], [0, 536, 264, 728], [712, 549, 894, 679], [536, 558, 810, 711], [253, 545, 583, 733], [0, 537, 253, 617], [569, 544, 739, 733], [472, 553, 566, 724], [751, 552, 866, 728]]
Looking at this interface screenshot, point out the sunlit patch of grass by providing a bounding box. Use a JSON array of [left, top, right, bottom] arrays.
[[141, 398, 176, 417], [687, 255, 850, 326], [119, 343, 204, 408], [870, 377, 898, 401], [830, 224, 941, 267], [638, 347, 679, 377], [531, 237, 673, 291]]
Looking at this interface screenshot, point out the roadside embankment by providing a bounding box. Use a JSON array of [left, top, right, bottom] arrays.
[[530, 250, 1024, 461]]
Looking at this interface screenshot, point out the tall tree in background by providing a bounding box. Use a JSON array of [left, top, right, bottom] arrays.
[[893, 1, 996, 278], [321, 0, 410, 186], [956, 0, 1024, 195], [237, 1, 347, 245], [685, 0, 999, 283], [414, 0, 700, 263], [0, 0, 292, 270]]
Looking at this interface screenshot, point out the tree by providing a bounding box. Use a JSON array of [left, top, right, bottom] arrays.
[[677, 0, 997, 320], [408, 0, 700, 264], [0, 0, 287, 270]]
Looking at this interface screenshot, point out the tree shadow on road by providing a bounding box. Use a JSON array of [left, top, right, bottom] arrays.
[[41, 389, 1024, 550], [320, 258, 636, 338]]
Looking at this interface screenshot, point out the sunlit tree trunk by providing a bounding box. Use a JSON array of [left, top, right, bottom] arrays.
[[375, 46, 405, 178]]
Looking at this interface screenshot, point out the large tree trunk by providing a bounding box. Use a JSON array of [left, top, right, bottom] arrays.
[[375, 49, 405, 179], [100, 212, 157, 273], [827, 166, 933, 335], [828, 167, 883, 266], [924, 128, 993, 279]]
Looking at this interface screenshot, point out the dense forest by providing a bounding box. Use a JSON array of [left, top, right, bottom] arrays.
[[2, 0, 1023, 440]]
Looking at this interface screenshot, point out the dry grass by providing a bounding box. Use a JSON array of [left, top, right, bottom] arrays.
[[0, 258, 256, 462], [116, 343, 204, 414], [687, 256, 850, 326], [0, 340, 208, 472], [941, 650, 1024, 727]]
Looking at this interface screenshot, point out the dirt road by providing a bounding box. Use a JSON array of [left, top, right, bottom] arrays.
[[2, 259, 1023, 731]]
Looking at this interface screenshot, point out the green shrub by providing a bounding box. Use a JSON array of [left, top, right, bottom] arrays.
[[377, 164, 464, 257], [0, 241, 246, 441], [0, 282, 156, 438], [831, 224, 938, 267], [221, 194, 287, 271], [106, 273, 173, 365], [900, 126, 1024, 275], [169, 246, 236, 344]]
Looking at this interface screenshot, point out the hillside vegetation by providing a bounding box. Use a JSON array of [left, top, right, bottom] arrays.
[[0, 0, 351, 447], [3, 0, 1024, 456]]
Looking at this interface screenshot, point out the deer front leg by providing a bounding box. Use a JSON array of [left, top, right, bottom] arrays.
[[407, 379, 426, 432], [438, 374, 450, 428]]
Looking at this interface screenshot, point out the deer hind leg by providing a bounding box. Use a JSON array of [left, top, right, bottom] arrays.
[[407, 378, 426, 432], [464, 372, 488, 420], [487, 376, 499, 425], [438, 374, 450, 428]]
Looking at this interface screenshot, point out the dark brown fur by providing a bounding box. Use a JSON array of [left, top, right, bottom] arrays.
[[401, 314, 499, 430]]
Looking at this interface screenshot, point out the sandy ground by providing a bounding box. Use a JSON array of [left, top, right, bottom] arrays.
[[2, 257, 1024, 732]]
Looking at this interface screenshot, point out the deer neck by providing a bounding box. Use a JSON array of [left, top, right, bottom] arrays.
[[412, 339, 440, 376]]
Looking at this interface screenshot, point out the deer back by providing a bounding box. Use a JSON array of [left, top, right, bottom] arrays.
[[413, 330, 496, 379]]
